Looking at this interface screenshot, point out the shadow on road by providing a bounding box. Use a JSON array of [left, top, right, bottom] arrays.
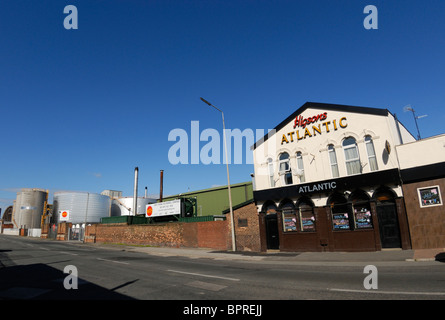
[[0, 263, 136, 300]]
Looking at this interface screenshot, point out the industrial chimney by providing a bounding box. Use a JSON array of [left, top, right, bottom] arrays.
[[159, 170, 164, 202], [133, 167, 138, 215]]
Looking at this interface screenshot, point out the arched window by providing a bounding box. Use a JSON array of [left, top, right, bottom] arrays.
[[328, 193, 351, 231], [328, 144, 339, 178], [343, 137, 361, 175], [295, 152, 305, 183], [279, 152, 293, 185], [365, 136, 378, 171], [350, 190, 373, 229], [267, 158, 275, 187], [281, 201, 297, 232], [298, 199, 315, 232]]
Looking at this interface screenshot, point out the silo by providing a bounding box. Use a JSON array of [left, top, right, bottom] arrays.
[[53, 192, 111, 224], [111, 197, 156, 216], [14, 189, 47, 229]]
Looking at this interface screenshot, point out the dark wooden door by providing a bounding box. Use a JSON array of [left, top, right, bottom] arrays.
[[377, 203, 401, 248], [265, 214, 280, 250]]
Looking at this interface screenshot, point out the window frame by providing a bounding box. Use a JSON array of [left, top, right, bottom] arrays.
[[328, 144, 339, 178], [342, 137, 361, 176], [364, 135, 378, 172]]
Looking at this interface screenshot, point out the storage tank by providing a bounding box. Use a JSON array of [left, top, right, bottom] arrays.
[[111, 197, 156, 217], [13, 188, 47, 229], [53, 192, 111, 224]]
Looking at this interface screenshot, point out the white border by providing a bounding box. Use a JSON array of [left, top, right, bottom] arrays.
[[417, 185, 443, 208]]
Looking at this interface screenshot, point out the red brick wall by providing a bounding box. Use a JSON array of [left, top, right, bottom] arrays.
[[232, 202, 261, 252], [91, 220, 231, 250]]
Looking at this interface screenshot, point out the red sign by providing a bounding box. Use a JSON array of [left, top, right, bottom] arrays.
[[293, 112, 327, 129], [146, 206, 153, 217]]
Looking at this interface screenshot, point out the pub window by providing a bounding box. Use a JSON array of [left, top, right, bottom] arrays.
[[267, 158, 275, 188], [343, 137, 361, 175], [328, 144, 339, 178], [365, 136, 378, 172], [298, 199, 315, 232], [296, 152, 305, 183], [329, 194, 351, 231], [281, 201, 297, 232], [279, 152, 293, 185], [350, 191, 373, 229]]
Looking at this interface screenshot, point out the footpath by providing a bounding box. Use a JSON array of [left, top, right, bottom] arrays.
[[93, 243, 445, 267]]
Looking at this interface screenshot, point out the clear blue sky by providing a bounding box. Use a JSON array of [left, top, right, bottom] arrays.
[[1, 0, 445, 214]]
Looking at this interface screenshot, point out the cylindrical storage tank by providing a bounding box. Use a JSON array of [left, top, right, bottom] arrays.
[[14, 189, 47, 229], [53, 192, 111, 224], [111, 197, 156, 216]]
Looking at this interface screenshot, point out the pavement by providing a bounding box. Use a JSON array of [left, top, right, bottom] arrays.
[[91, 242, 445, 266]]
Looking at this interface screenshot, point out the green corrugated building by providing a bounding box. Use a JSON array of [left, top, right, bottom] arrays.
[[162, 181, 253, 217]]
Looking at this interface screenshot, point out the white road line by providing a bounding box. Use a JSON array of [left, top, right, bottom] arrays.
[[167, 269, 240, 282], [96, 258, 130, 265], [329, 288, 445, 296], [58, 251, 78, 256]]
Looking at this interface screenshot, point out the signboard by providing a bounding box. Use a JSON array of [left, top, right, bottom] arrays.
[[354, 208, 372, 229], [59, 210, 70, 222], [146, 199, 181, 218], [418, 186, 442, 208], [332, 213, 350, 230]]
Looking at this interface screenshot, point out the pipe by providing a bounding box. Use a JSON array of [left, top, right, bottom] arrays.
[[145, 186, 147, 198], [159, 170, 164, 202], [133, 167, 138, 216]]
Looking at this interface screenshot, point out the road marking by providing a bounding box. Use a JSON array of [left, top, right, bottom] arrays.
[[96, 258, 129, 265], [39, 247, 50, 251], [167, 269, 240, 282], [58, 251, 78, 256], [329, 288, 445, 296]]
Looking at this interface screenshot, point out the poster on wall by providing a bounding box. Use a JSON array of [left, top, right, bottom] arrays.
[[332, 213, 350, 230], [354, 208, 373, 229], [418, 186, 443, 208], [282, 213, 297, 232]]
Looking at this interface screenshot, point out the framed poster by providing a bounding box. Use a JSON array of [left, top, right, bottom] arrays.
[[418, 186, 442, 208], [332, 213, 350, 230]]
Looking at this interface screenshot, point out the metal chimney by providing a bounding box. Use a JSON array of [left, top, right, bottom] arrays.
[[133, 167, 138, 216], [159, 170, 164, 202], [145, 186, 147, 198]]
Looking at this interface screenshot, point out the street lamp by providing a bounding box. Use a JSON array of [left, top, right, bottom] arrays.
[[200, 97, 236, 252]]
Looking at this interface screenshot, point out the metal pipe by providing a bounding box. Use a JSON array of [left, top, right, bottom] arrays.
[[145, 186, 147, 198], [133, 167, 138, 216], [159, 170, 164, 202]]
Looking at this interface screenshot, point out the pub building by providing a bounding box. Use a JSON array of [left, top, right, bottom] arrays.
[[252, 102, 417, 252]]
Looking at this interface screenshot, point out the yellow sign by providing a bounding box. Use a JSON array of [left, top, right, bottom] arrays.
[[281, 113, 347, 145]]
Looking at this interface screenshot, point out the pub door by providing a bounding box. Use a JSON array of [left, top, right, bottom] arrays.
[[265, 214, 280, 250], [377, 202, 401, 248]]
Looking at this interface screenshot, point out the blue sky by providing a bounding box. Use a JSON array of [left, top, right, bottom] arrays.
[[1, 0, 445, 214]]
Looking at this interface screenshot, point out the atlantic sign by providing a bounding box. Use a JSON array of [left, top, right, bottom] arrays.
[[281, 112, 348, 145]]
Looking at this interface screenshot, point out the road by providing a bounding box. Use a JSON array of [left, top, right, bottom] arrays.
[[1, 234, 445, 304]]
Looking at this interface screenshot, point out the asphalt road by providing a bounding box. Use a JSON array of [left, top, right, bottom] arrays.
[[1, 234, 445, 305]]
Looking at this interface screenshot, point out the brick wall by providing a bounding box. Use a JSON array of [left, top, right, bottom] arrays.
[[89, 220, 231, 250], [232, 201, 261, 252]]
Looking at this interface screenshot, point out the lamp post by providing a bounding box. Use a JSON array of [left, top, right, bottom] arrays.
[[200, 97, 236, 252]]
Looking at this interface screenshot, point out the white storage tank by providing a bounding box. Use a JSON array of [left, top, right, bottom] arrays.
[[111, 197, 156, 216], [53, 192, 111, 224], [13, 188, 48, 229]]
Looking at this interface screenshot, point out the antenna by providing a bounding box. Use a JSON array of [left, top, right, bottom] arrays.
[[403, 105, 427, 140]]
